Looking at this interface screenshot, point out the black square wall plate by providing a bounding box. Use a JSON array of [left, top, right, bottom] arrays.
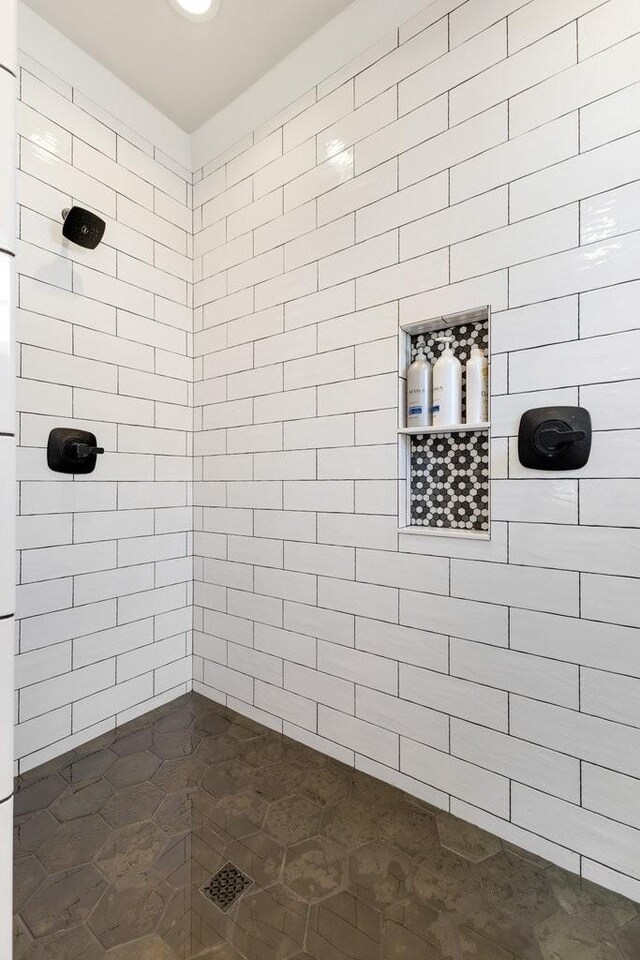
[[518, 407, 592, 471], [47, 428, 101, 474]]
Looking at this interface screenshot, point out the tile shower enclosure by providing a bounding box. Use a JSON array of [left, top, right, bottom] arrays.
[[14, 0, 640, 904]]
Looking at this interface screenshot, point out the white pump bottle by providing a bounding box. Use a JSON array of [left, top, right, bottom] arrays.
[[466, 346, 489, 424], [406, 347, 432, 429], [432, 334, 462, 427]]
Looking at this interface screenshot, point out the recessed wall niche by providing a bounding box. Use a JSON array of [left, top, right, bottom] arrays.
[[398, 306, 491, 540]]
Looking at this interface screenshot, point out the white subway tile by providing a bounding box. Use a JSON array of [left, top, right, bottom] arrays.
[[510, 230, 640, 307], [356, 96, 448, 175], [228, 643, 282, 686], [401, 103, 507, 189], [284, 600, 354, 646], [255, 203, 316, 256], [255, 264, 317, 312], [401, 738, 509, 817], [286, 215, 354, 273], [403, 187, 509, 263], [509, 0, 603, 53], [318, 444, 396, 481], [512, 130, 640, 223], [492, 297, 578, 352], [254, 624, 316, 667], [400, 270, 508, 326], [455, 113, 578, 204], [318, 640, 397, 694], [356, 548, 448, 595], [319, 705, 398, 766], [510, 329, 640, 392], [318, 577, 398, 623], [228, 190, 284, 241], [451, 638, 579, 707], [357, 18, 448, 106], [22, 71, 115, 156], [318, 88, 397, 163], [451, 558, 578, 615], [451, 24, 575, 125], [283, 480, 354, 513], [320, 32, 398, 98], [285, 281, 355, 331], [400, 589, 509, 646], [582, 669, 640, 728], [581, 480, 640, 528], [286, 663, 353, 713], [21, 600, 116, 652], [450, 798, 579, 873], [285, 414, 354, 451], [356, 686, 449, 751], [510, 522, 640, 577], [399, 0, 465, 44], [357, 248, 449, 310], [511, 607, 640, 676], [255, 680, 316, 730], [583, 764, 640, 831], [580, 81, 640, 152], [452, 205, 577, 282], [255, 566, 317, 605], [510, 32, 640, 138], [285, 149, 354, 212], [579, 0, 640, 60], [320, 231, 398, 289], [450, 0, 528, 47], [21, 660, 115, 722], [512, 783, 640, 882], [451, 718, 580, 802], [401, 22, 508, 117], [401, 664, 508, 731], [284, 83, 354, 153], [254, 141, 316, 201], [492, 479, 578, 524], [357, 171, 447, 242], [511, 696, 640, 778]]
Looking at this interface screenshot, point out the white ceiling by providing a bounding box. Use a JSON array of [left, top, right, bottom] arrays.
[[22, 0, 355, 132]]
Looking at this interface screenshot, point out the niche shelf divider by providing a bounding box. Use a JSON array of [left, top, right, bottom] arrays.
[[398, 306, 491, 540]]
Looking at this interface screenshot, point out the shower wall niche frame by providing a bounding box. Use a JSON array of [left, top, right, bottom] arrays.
[[398, 305, 491, 541]]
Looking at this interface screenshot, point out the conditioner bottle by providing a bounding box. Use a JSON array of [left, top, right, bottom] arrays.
[[466, 345, 488, 424], [432, 334, 461, 427]]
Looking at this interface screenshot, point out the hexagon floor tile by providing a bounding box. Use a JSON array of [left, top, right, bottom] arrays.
[[13, 693, 640, 959]]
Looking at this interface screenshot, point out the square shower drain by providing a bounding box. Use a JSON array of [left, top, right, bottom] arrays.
[[202, 862, 253, 911]]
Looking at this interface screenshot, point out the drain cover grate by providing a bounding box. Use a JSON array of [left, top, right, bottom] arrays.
[[202, 862, 253, 911]]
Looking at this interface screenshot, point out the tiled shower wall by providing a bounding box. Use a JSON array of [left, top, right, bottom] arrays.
[[192, 0, 640, 901], [14, 52, 194, 773]]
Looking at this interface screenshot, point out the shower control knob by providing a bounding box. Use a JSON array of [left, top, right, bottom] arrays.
[[535, 423, 586, 453], [518, 407, 592, 471], [66, 441, 105, 460]]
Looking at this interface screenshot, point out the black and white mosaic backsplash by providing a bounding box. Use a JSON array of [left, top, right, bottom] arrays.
[[409, 319, 490, 532]]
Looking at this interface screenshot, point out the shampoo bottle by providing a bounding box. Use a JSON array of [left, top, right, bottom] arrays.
[[406, 347, 432, 429], [432, 334, 462, 427], [466, 345, 488, 424]]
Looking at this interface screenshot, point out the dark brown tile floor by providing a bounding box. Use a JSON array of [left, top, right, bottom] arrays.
[[12, 692, 640, 959]]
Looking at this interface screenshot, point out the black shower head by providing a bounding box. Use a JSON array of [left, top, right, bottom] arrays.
[[61, 206, 106, 249]]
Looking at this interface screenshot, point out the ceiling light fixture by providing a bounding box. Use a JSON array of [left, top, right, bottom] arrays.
[[167, 0, 222, 22]]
